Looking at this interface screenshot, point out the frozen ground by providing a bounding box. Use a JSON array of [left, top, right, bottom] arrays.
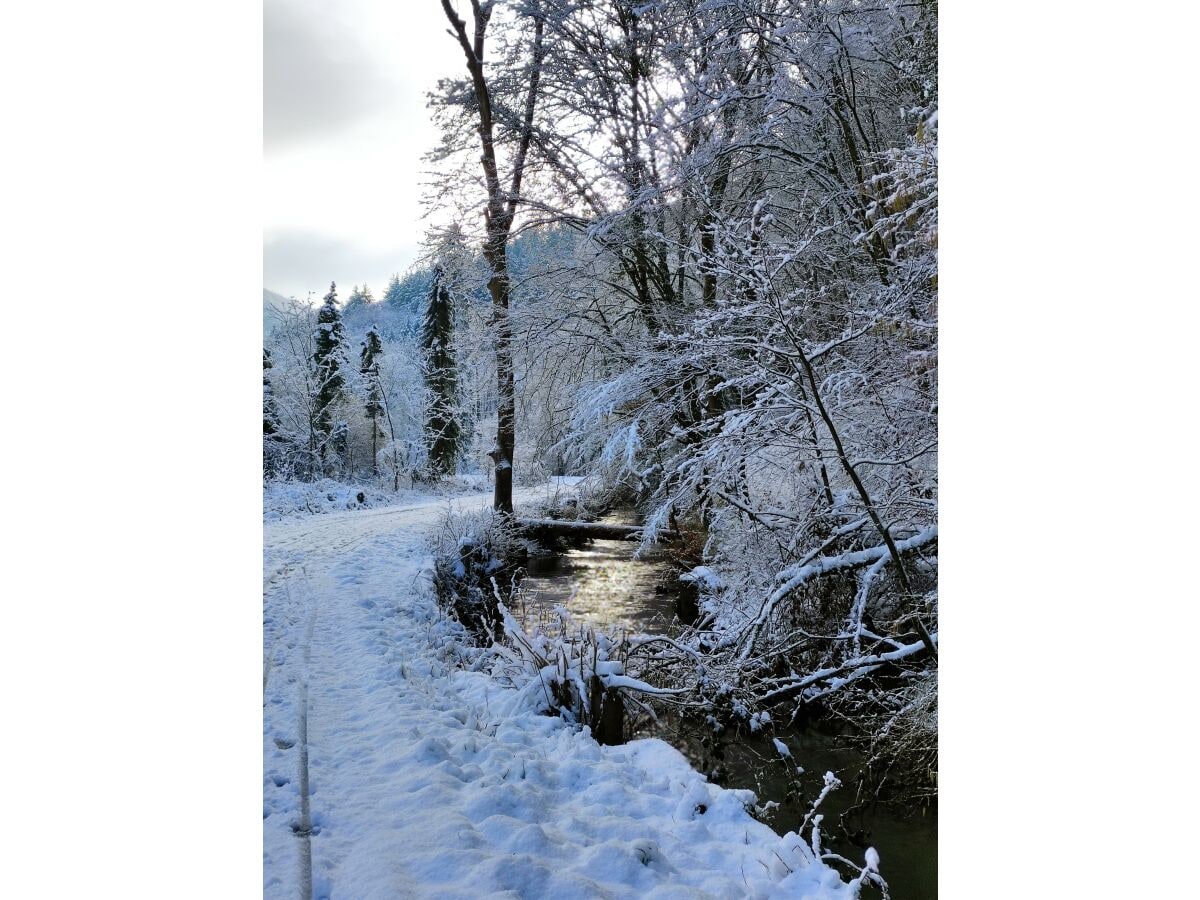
[[263, 474, 492, 523], [264, 481, 860, 899]]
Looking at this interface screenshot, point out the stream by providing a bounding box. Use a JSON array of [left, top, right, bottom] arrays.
[[518, 510, 938, 900]]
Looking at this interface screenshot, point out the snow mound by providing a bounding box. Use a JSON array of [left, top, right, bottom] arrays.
[[681, 565, 725, 591]]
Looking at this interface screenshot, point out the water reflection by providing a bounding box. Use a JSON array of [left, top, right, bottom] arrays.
[[515, 510, 937, 899], [519, 538, 680, 633]]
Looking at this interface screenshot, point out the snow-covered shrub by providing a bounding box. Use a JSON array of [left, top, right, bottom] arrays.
[[483, 603, 690, 746], [485, 605, 620, 739], [262, 478, 407, 522], [429, 508, 532, 639]]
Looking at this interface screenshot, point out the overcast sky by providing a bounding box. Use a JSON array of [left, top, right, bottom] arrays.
[[264, 0, 461, 304]]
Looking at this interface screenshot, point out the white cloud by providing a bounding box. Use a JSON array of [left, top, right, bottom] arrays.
[[264, 0, 464, 304], [264, 0, 392, 151], [264, 228, 420, 304]]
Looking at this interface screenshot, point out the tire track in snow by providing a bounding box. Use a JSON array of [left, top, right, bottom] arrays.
[[264, 572, 306, 700], [296, 606, 317, 900], [264, 483, 569, 898]]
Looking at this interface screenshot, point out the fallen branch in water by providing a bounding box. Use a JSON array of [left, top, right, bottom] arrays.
[[736, 525, 938, 662], [517, 518, 645, 542], [757, 634, 936, 705]]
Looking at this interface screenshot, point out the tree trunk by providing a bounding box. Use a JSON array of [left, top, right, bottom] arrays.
[[439, 0, 544, 516], [371, 416, 378, 477], [589, 675, 625, 746], [485, 239, 516, 513]]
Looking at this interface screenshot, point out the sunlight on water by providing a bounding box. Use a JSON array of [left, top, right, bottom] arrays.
[[519, 537, 679, 633], [515, 509, 938, 899]]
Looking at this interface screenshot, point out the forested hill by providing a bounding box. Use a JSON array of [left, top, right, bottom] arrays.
[[263, 225, 579, 339], [263, 268, 431, 341], [262, 289, 291, 337]]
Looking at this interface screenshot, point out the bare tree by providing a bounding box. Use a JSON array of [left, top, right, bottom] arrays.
[[420, 0, 938, 797], [437, 0, 547, 513]]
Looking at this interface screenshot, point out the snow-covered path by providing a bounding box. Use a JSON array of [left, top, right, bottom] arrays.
[[264, 485, 855, 899]]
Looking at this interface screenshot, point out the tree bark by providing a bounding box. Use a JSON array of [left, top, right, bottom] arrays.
[[440, 0, 544, 514]]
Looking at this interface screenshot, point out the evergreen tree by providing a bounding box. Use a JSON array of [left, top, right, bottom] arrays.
[[344, 284, 374, 315], [312, 281, 348, 471], [360, 326, 385, 476], [263, 347, 282, 476], [421, 265, 460, 478], [332, 420, 349, 470], [383, 274, 406, 308], [263, 348, 279, 437], [381, 271, 437, 340]]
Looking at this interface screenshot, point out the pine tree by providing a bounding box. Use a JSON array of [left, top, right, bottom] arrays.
[[344, 284, 374, 315], [263, 348, 279, 437], [263, 347, 282, 476], [360, 326, 385, 476], [383, 272, 424, 340], [332, 420, 349, 469], [421, 265, 460, 478], [383, 274, 406, 308], [312, 281, 348, 471]]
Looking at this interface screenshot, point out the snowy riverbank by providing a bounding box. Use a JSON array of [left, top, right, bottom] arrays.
[[264, 483, 868, 898]]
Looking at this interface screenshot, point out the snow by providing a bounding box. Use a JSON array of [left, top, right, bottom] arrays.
[[264, 476, 496, 523], [681, 565, 725, 591], [262, 478, 424, 523], [864, 846, 880, 873], [265, 481, 854, 898]]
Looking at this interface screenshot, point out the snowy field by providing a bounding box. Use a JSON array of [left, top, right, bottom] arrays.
[[264, 481, 862, 898], [263, 475, 493, 523]]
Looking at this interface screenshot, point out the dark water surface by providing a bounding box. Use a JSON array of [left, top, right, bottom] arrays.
[[517, 511, 938, 900]]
